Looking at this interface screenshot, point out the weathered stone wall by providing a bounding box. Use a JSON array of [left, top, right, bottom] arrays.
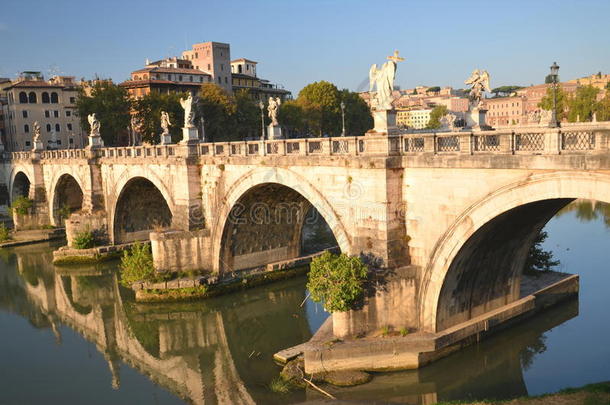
[[65, 211, 108, 248], [150, 230, 212, 273]]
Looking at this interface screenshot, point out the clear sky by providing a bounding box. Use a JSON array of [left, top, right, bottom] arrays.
[[1, 0, 609, 95]]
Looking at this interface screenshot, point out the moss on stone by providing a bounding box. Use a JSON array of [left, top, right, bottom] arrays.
[[53, 251, 122, 266]]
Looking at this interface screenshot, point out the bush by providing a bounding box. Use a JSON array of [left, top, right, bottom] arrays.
[[307, 251, 368, 312], [120, 242, 154, 287], [58, 204, 72, 220], [72, 230, 95, 249], [10, 196, 33, 215], [0, 223, 10, 242]]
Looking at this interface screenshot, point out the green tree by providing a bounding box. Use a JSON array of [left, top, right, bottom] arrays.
[[339, 89, 373, 136], [426, 105, 448, 129], [197, 83, 237, 142], [76, 81, 131, 146], [426, 86, 441, 93], [538, 86, 568, 121], [233, 89, 260, 140], [567, 85, 599, 122], [132, 92, 185, 144], [296, 81, 341, 136], [307, 251, 368, 312], [278, 100, 305, 136], [596, 89, 610, 121], [491, 85, 524, 97]]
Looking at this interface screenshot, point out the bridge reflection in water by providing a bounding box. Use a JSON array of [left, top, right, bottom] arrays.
[[0, 241, 579, 404]]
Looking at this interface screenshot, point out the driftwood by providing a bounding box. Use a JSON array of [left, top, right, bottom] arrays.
[[303, 377, 336, 400]]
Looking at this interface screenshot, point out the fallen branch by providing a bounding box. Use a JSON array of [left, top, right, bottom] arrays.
[[303, 377, 336, 400], [299, 292, 311, 308]]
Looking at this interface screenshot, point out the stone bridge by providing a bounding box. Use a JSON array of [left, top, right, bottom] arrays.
[[3, 122, 609, 337]]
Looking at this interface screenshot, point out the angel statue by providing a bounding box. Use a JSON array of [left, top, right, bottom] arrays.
[[267, 97, 281, 126], [464, 69, 491, 109], [88, 113, 101, 136], [33, 121, 41, 143], [180, 94, 198, 128], [160, 111, 171, 135], [369, 50, 405, 110]]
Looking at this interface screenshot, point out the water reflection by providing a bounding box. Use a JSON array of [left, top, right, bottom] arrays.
[[556, 199, 610, 226], [0, 201, 608, 404]]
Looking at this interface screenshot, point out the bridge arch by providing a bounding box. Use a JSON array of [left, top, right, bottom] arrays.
[[10, 170, 32, 203], [420, 171, 610, 333], [211, 167, 351, 273], [112, 176, 173, 244], [51, 173, 84, 226]]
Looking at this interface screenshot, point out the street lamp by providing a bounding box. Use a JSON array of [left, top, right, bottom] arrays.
[[258, 100, 265, 140], [340, 101, 346, 137], [549, 62, 560, 128]]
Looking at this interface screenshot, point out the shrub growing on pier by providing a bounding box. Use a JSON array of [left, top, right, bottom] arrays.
[[0, 223, 10, 242], [72, 230, 95, 249], [9, 196, 33, 215], [307, 251, 368, 312], [120, 242, 154, 287]]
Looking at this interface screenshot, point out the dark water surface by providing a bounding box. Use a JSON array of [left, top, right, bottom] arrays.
[[1, 202, 609, 404]]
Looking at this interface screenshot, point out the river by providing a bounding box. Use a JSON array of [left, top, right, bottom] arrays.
[[0, 200, 609, 404]]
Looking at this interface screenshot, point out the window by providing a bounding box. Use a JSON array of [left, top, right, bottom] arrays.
[[42, 92, 50, 103], [207, 64, 211, 70], [70, 96, 76, 103], [218, 76, 221, 84], [221, 64, 224, 71], [57, 140, 62, 145], [66, 110, 71, 117], [50, 92, 59, 103], [53, 110, 59, 118], [55, 124, 60, 132], [45, 110, 50, 118], [25, 141, 31, 147], [24, 124, 29, 133], [28, 92, 37, 103], [69, 138, 74, 144], [225, 77, 228, 84], [189, 75, 193, 82], [67, 123, 72, 131], [19, 92, 28, 103], [195, 52, 198, 58], [46, 124, 51, 132], [179, 75, 183, 81], [22, 111, 28, 118], [200, 77, 203, 82]]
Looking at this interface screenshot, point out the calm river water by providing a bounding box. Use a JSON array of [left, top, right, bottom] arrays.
[[1, 201, 609, 404]]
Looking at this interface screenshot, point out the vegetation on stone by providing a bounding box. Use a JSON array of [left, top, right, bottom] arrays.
[[269, 376, 292, 394], [72, 230, 96, 249], [9, 196, 33, 215], [120, 242, 155, 287], [307, 251, 368, 312], [0, 223, 11, 242]]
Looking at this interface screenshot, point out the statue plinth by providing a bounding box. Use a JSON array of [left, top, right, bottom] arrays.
[[160, 133, 172, 145], [267, 124, 282, 140], [180, 126, 199, 144], [465, 108, 492, 130], [366, 109, 398, 136], [87, 134, 103, 149]]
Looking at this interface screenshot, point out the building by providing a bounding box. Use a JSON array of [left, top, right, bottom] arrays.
[[182, 42, 232, 93], [1, 72, 86, 151], [120, 58, 211, 99], [484, 96, 527, 127], [396, 108, 432, 129], [230, 58, 291, 101], [0, 78, 11, 145], [567, 72, 610, 91], [515, 82, 578, 115]]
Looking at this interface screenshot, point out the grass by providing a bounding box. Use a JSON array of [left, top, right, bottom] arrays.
[[399, 327, 409, 337], [269, 376, 292, 394], [52, 251, 122, 266], [381, 325, 391, 336], [0, 223, 11, 242]]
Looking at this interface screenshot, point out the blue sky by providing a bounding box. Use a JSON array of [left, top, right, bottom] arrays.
[[1, 0, 609, 95]]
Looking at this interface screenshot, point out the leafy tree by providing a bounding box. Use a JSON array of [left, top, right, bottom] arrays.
[[426, 105, 448, 129], [524, 231, 560, 275], [606, 82, 610, 91], [426, 86, 441, 93], [538, 86, 568, 121], [307, 251, 368, 312], [279, 100, 305, 136], [567, 85, 599, 122], [545, 74, 560, 84], [197, 83, 237, 142], [76, 81, 131, 146], [120, 242, 154, 286], [132, 92, 185, 144], [233, 89, 260, 140], [339, 89, 373, 136], [596, 89, 610, 121], [296, 81, 341, 136], [491, 85, 524, 97]]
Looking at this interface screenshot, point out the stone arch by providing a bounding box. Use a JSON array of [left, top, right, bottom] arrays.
[[420, 171, 610, 333], [10, 171, 32, 203], [51, 173, 84, 226], [211, 167, 351, 273], [112, 176, 173, 244]]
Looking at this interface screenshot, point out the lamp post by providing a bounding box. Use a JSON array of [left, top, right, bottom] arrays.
[[340, 101, 346, 137], [258, 100, 265, 140], [549, 61, 560, 128]]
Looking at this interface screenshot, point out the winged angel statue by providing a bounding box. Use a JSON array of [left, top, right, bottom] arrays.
[[369, 50, 404, 110], [464, 69, 491, 109]]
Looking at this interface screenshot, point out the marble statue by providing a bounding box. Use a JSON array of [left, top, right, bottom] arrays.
[[130, 116, 141, 145], [539, 109, 553, 125], [160, 111, 171, 135], [180, 94, 197, 128], [369, 50, 405, 110], [88, 113, 101, 136], [267, 97, 281, 126], [464, 69, 491, 109], [33, 121, 41, 143], [441, 113, 457, 131], [528, 110, 541, 124], [593, 112, 598, 122]]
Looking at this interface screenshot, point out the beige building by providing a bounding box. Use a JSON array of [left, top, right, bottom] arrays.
[[182, 42, 232, 93], [1, 72, 86, 151], [230, 58, 291, 101], [567, 72, 610, 90], [396, 108, 432, 129], [484, 96, 527, 127]]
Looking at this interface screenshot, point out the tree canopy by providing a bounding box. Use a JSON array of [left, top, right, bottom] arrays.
[[197, 83, 237, 142], [538, 86, 568, 121], [76, 81, 131, 146], [132, 92, 184, 144], [426, 105, 448, 129], [567, 85, 599, 122], [491, 85, 524, 97]]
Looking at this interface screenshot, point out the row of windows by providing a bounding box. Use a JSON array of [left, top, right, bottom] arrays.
[[20, 110, 72, 119], [18, 91, 61, 104], [22, 123, 73, 133], [489, 102, 521, 109], [12, 138, 73, 150]]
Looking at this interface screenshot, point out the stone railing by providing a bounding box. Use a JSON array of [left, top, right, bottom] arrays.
[[8, 122, 610, 163]]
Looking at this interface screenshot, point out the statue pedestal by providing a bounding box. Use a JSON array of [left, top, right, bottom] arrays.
[[160, 133, 172, 145], [180, 126, 199, 144], [267, 125, 282, 140], [367, 109, 398, 136], [87, 134, 103, 149], [465, 108, 492, 130]]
